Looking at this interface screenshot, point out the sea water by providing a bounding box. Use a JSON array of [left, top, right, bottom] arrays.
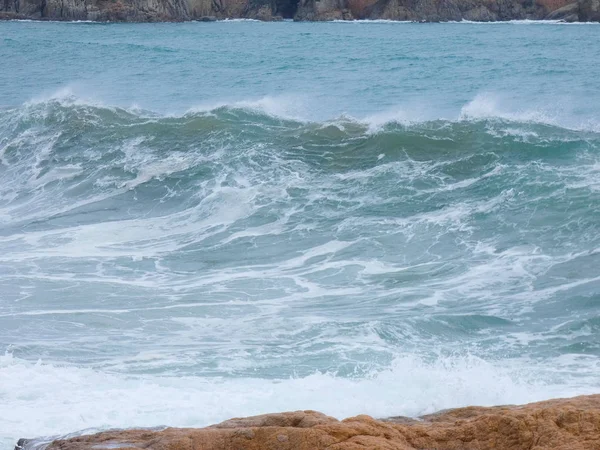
[[1, 19, 600, 449]]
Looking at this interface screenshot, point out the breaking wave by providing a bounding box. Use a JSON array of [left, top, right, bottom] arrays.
[[1, 351, 598, 449], [1, 91, 600, 448]]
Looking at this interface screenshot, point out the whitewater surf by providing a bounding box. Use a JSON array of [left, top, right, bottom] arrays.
[[1, 19, 599, 449]]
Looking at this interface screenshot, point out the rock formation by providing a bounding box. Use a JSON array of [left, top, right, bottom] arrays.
[[579, 0, 600, 19], [0, 0, 279, 21], [0, 0, 597, 22], [18, 394, 600, 450]]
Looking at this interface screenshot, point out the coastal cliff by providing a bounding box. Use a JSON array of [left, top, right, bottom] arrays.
[[1, 0, 598, 22], [17, 394, 600, 450]]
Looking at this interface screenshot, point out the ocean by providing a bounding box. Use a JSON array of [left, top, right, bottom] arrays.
[[1, 19, 600, 449]]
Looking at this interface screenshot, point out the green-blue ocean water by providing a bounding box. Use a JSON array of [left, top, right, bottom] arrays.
[[1, 19, 600, 448]]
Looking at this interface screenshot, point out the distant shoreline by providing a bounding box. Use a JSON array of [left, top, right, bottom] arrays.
[[0, 15, 597, 23], [1, 0, 598, 24]]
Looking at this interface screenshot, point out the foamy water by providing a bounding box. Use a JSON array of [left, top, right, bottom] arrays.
[[1, 20, 600, 449]]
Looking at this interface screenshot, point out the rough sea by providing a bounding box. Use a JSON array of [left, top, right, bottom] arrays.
[[1, 19, 600, 449]]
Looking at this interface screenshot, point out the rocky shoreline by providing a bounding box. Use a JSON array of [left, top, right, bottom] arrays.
[[15, 394, 600, 450], [1, 0, 599, 22]]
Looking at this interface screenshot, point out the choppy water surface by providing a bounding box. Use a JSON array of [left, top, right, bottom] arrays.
[[1, 19, 600, 449]]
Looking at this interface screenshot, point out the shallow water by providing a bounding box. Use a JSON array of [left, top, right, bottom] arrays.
[[1, 19, 600, 449]]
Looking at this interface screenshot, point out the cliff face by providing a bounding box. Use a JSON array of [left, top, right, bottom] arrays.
[[17, 394, 600, 450], [0, 0, 278, 20], [579, 0, 600, 19], [366, 0, 550, 21], [0, 0, 593, 21]]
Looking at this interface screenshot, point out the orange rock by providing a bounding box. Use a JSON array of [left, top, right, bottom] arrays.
[[44, 394, 600, 450]]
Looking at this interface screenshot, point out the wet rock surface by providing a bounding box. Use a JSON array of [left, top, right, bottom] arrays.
[[19, 394, 600, 450]]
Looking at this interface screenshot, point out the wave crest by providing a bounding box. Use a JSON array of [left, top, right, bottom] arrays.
[[3, 90, 599, 134]]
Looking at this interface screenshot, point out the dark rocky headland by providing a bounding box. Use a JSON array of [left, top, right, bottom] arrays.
[[15, 394, 600, 450], [1, 0, 599, 22]]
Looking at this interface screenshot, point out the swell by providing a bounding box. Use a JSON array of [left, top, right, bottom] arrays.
[[1, 94, 599, 258], [1, 93, 600, 448], [0, 94, 596, 242], [1, 95, 599, 338], [2, 94, 598, 170]]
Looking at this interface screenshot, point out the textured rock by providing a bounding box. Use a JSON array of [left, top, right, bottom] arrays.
[[579, 0, 600, 20], [295, 0, 353, 20], [0, 0, 277, 20], [25, 394, 600, 450], [0, 0, 592, 21], [545, 1, 578, 19], [364, 0, 569, 21]]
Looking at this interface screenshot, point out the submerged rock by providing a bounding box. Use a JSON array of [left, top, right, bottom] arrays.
[[22, 394, 600, 450]]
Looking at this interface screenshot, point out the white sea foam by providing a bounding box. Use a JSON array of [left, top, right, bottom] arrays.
[[10, 87, 600, 134], [348, 93, 600, 133], [2, 26, 600, 450], [25, 86, 105, 108], [459, 93, 557, 124], [186, 94, 310, 121], [1, 352, 597, 450], [458, 92, 600, 132], [10, 19, 101, 23], [217, 18, 262, 22], [331, 19, 414, 23], [362, 107, 425, 132]]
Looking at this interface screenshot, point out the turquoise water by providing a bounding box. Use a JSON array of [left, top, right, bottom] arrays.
[[1, 19, 600, 448]]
